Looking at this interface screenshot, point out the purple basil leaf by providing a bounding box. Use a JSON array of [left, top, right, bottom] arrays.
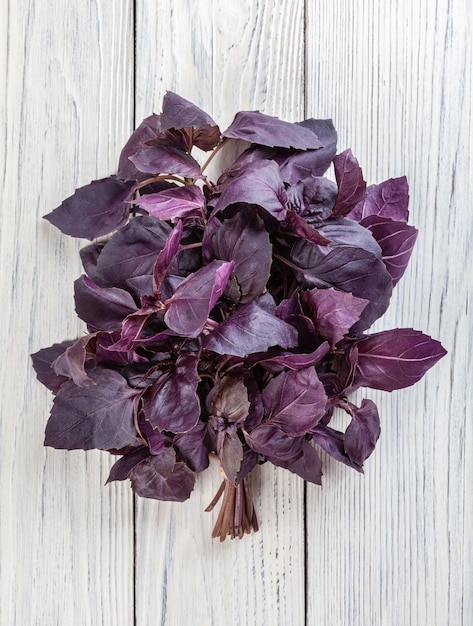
[[270, 440, 323, 484], [301, 287, 369, 347], [211, 376, 250, 424], [137, 414, 172, 455], [44, 177, 134, 240], [80, 242, 106, 285], [348, 177, 409, 222], [277, 119, 338, 183], [282, 210, 331, 245], [331, 149, 366, 217], [108, 307, 160, 352], [74, 275, 138, 331], [44, 369, 141, 451], [262, 367, 327, 436], [292, 240, 392, 332], [245, 424, 304, 463], [94, 331, 140, 368], [164, 260, 234, 337], [202, 301, 298, 357], [95, 216, 172, 289], [275, 293, 303, 319], [223, 110, 323, 149], [118, 114, 162, 181], [142, 354, 201, 433], [153, 220, 184, 298], [52, 334, 97, 387], [106, 446, 150, 483], [134, 184, 205, 221], [353, 329, 447, 391], [129, 456, 195, 502], [256, 342, 330, 371], [317, 216, 383, 257], [161, 91, 220, 151], [174, 421, 215, 472], [344, 399, 381, 465], [311, 425, 363, 472], [31, 340, 75, 392], [130, 144, 203, 179], [360, 215, 418, 286], [161, 91, 217, 130], [213, 160, 288, 220], [218, 431, 244, 485], [288, 176, 338, 225], [237, 447, 260, 483], [205, 211, 272, 303]]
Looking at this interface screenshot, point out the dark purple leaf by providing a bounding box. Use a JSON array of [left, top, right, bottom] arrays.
[[205, 211, 273, 303], [288, 176, 338, 224], [94, 331, 140, 368], [245, 424, 304, 462], [161, 91, 220, 151], [301, 287, 369, 347], [311, 425, 363, 472], [174, 421, 215, 472], [223, 110, 323, 149], [134, 184, 205, 222], [353, 329, 447, 391], [52, 334, 97, 387], [31, 340, 75, 392], [270, 440, 323, 484], [344, 399, 381, 465], [213, 161, 288, 220], [129, 455, 195, 502], [44, 177, 134, 240], [44, 369, 141, 451], [106, 446, 150, 483], [118, 114, 162, 181], [292, 238, 392, 332], [164, 260, 234, 337], [262, 367, 327, 436], [217, 431, 244, 485], [348, 177, 409, 222], [316, 216, 383, 257], [360, 215, 418, 286], [80, 242, 106, 285], [331, 149, 366, 216], [153, 220, 184, 298], [130, 144, 203, 179], [237, 447, 260, 483], [282, 210, 331, 245], [276, 119, 337, 183], [202, 301, 298, 357], [74, 275, 138, 331], [275, 293, 303, 319], [95, 216, 171, 289], [142, 354, 201, 433], [256, 342, 330, 371], [137, 414, 172, 454], [211, 376, 250, 424]]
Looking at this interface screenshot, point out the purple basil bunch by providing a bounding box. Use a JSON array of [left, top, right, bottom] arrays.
[[32, 92, 446, 540]]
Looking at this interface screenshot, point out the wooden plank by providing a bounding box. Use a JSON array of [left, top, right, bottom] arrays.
[[305, 1, 471, 624], [0, 1, 135, 624], [133, 1, 307, 624]]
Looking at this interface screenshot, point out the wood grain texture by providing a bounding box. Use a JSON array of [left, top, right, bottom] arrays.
[[306, 1, 471, 624], [133, 1, 307, 624], [0, 1, 135, 624]]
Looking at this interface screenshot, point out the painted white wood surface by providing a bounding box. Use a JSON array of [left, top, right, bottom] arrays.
[[0, 2, 135, 625], [1, 1, 470, 625]]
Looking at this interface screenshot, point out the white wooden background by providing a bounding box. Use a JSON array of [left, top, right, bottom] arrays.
[[1, 1, 471, 624]]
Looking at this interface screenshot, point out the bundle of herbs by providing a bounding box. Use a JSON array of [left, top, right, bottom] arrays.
[[32, 92, 446, 540]]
